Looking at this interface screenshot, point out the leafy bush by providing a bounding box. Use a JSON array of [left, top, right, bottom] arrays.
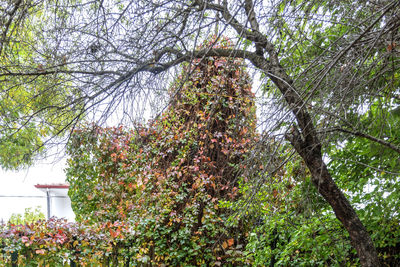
[[0, 218, 130, 266]]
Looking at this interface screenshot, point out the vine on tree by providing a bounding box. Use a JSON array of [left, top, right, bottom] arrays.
[[66, 37, 258, 265]]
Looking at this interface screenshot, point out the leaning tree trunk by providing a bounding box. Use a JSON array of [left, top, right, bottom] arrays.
[[254, 57, 381, 266], [213, 0, 381, 262], [301, 148, 380, 267]]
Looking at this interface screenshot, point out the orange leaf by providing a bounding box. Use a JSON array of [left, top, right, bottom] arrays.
[[227, 238, 234, 247], [109, 229, 117, 238]]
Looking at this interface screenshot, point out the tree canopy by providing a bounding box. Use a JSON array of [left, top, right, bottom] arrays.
[[0, 0, 83, 169], [1, 0, 400, 265]]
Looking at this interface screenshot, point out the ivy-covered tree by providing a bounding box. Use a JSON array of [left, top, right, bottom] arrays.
[[67, 38, 259, 265]]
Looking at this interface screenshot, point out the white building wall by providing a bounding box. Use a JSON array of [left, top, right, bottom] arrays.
[[0, 161, 75, 223], [48, 189, 75, 221]]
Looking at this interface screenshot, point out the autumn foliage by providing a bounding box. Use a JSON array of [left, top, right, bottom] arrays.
[[0, 218, 131, 265], [65, 37, 258, 265]]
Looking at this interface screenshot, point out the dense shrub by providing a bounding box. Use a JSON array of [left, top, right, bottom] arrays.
[[0, 218, 130, 266]]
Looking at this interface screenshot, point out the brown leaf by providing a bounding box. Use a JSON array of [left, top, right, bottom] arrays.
[[387, 42, 397, 52]]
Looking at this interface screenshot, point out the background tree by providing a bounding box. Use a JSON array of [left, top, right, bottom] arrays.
[[0, 0, 83, 169], [2, 0, 400, 265]]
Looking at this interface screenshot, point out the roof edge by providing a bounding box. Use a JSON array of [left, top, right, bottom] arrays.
[[34, 184, 69, 189]]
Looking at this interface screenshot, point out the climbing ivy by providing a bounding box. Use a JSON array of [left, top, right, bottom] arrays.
[[66, 37, 259, 265]]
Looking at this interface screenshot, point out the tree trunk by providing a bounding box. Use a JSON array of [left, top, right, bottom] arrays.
[[281, 84, 380, 267], [250, 56, 381, 266], [298, 144, 380, 266]]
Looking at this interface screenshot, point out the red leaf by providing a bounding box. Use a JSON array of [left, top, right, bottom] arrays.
[[227, 238, 234, 247]]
